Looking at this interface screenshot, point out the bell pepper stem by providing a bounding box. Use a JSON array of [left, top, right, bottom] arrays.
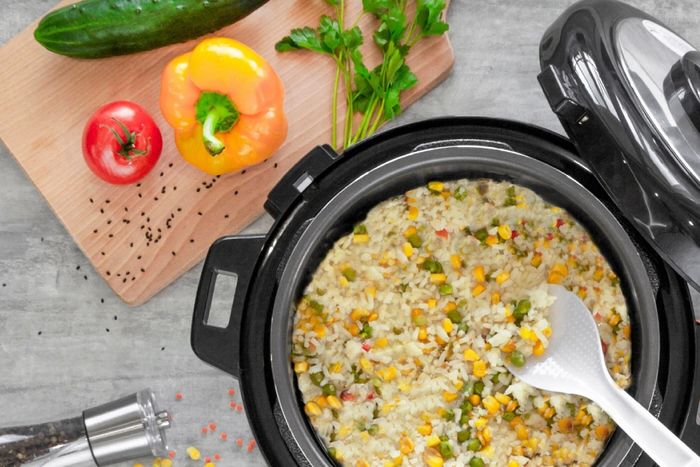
[[202, 109, 226, 156]]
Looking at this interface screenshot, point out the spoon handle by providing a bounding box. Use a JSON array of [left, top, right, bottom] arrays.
[[594, 380, 700, 467]]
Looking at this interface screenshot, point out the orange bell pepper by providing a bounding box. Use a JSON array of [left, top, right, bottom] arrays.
[[160, 37, 287, 175]]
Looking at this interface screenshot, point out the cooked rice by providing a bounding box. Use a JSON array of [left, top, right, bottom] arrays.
[[292, 179, 631, 466]]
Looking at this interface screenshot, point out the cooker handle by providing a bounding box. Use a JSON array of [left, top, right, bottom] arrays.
[[191, 234, 266, 378]]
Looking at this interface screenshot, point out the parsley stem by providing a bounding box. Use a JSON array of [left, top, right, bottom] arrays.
[[343, 54, 354, 148], [331, 55, 342, 150]]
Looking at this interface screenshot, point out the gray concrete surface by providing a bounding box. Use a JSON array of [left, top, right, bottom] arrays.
[[1, 0, 698, 465]]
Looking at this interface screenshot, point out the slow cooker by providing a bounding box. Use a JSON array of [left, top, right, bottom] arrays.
[[190, 1, 700, 465]]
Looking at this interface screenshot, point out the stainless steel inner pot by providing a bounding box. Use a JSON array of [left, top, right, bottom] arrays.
[[269, 142, 660, 466]]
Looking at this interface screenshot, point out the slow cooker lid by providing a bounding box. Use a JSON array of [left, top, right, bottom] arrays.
[[539, 0, 700, 290]]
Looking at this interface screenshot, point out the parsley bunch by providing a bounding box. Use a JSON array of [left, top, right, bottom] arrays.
[[276, 0, 448, 150]]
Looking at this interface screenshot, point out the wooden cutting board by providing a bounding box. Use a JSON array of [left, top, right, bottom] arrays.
[[0, 1, 453, 305]]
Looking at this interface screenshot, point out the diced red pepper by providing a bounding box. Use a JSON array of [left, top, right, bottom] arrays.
[[511, 230, 519, 239], [340, 390, 355, 401], [593, 312, 602, 321], [601, 339, 608, 355], [545, 232, 554, 241], [362, 342, 371, 352], [556, 218, 565, 229], [366, 391, 375, 400], [436, 228, 449, 239]]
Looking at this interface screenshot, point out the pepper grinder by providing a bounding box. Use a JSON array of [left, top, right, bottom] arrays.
[[0, 389, 171, 466]]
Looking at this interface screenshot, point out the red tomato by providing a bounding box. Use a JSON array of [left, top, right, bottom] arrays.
[[82, 101, 162, 184]]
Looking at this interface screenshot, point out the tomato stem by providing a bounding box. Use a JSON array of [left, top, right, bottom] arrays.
[[109, 118, 147, 160]]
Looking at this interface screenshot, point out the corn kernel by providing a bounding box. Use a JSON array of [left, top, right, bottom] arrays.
[[398, 382, 411, 393], [418, 327, 428, 341], [483, 395, 501, 414], [623, 325, 631, 338], [474, 417, 488, 429], [552, 263, 569, 276], [454, 379, 464, 391], [428, 181, 444, 192], [516, 424, 529, 440], [339, 276, 350, 287], [500, 340, 516, 353], [356, 459, 370, 467], [418, 423, 433, 436], [491, 292, 501, 305], [542, 326, 552, 337], [508, 461, 520, 467], [368, 312, 378, 322], [442, 318, 454, 334], [608, 313, 621, 326], [484, 235, 498, 246], [347, 322, 360, 336], [430, 273, 446, 284], [531, 253, 543, 268], [426, 435, 441, 447], [506, 400, 518, 412], [359, 358, 373, 372], [294, 361, 309, 373], [594, 425, 610, 440], [404, 226, 417, 238], [375, 337, 389, 348], [495, 393, 511, 404], [407, 206, 419, 221], [470, 394, 482, 405], [533, 341, 545, 356], [203, 463, 215, 467], [443, 391, 458, 402], [330, 362, 342, 373], [519, 327, 533, 340], [450, 254, 462, 270], [482, 426, 493, 443], [313, 324, 326, 337], [495, 271, 510, 284], [473, 265, 486, 282], [443, 301, 457, 312], [185, 446, 202, 461], [353, 234, 369, 244], [327, 396, 343, 409], [304, 402, 322, 417], [392, 455, 403, 466], [464, 348, 479, 361], [426, 299, 437, 309], [402, 242, 414, 258], [472, 283, 486, 297], [400, 436, 414, 454], [365, 286, 376, 298], [314, 395, 328, 408], [498, 224, 512, 240], [351, 308, 368, 321], [543, 406, 555, 419], [593, 268, 604, 281], [425, 453, 444, 467], [557, 418, 573, 433]]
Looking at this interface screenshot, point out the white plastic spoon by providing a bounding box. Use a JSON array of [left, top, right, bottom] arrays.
[[507, 284, 700, 467]]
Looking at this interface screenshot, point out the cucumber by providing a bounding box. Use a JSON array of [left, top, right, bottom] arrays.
[[34, 0, 267, 59]]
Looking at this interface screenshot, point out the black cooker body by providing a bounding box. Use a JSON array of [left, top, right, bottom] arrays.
[[191, 117, 698, 466]]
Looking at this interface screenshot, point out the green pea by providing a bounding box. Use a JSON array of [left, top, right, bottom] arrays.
[[439, 441, 453, 459], [460, 399, 473, 413], [442, 409, 455, 421], [470, 457, 485, 467], [514, 299, 531, 319], [439, 284, 453, 295], [473, 381, 485, 395], [439, 434, 449, 442], [423, 258, 443, 273], [474, 228, 488, 242], [454, 186, 468, 200], [510, 350, 526, 367], [458, 322, 470, 333], [460, 413, 470, 425], [327, 447, 337, 458], [457, 429, 471, 443], [371, 377, 382, 388], [367, 424, 379, 436], [342, 267, 357, 281], [322, 383, 336, 396], [447, 309, 462, 324], [507, 186, 516, 197], [310, 372, 324, 386], [407, 233, 423, 248], [309, 300, 324, 314], [392, 326, 403, 335], [503, 411, 516, 421], [359, 323, 373, 339], [353, 224, 367, 234], [467, 439, 482, 452], [412, 314, 427, 326]]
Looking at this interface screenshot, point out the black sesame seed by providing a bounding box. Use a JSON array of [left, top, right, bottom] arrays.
[[38, 331, 42, 336], [274, 163, 278, 168], [241, 169, 247, 174], [196, 188, 201, 192], [234, 190, 238, 195], [224, 214, 229, 219], [108, 234, 113, 238], [161, 347, 165, 351], [124, 207, 128, 212], [106, 328, 110, 332], [137, 255, 142, 260], [154, 197, 159, 201], [83, 275, 88, 281], [100, 208, 105, 214], [105, 199, 110, 203], [177, 208, 182, 212], [101, 298, 105, 303], [168, 162, 173, 168], [89, 198, 94, 203], [113, 315, 117, 320], [129, 242, 134, 248], [106, 271, 111, 276], [171, 251, 176, 256], [140, 268, 145, 273], [40, 237, 44, 242], [141, 212, 145, 216], [76, 265, 81, 270], [190, 239, 194, 243], [197, 211, 202, 216], [136, 183, 141, 187], [173, 186, 177, 191], [125, 271, 130, 276], [138, 193, 143, 198], [93, 229, 98, 234], [117, 273, 121, 277], [101, 251, 105, 256], [107, 219, 112, 224]]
